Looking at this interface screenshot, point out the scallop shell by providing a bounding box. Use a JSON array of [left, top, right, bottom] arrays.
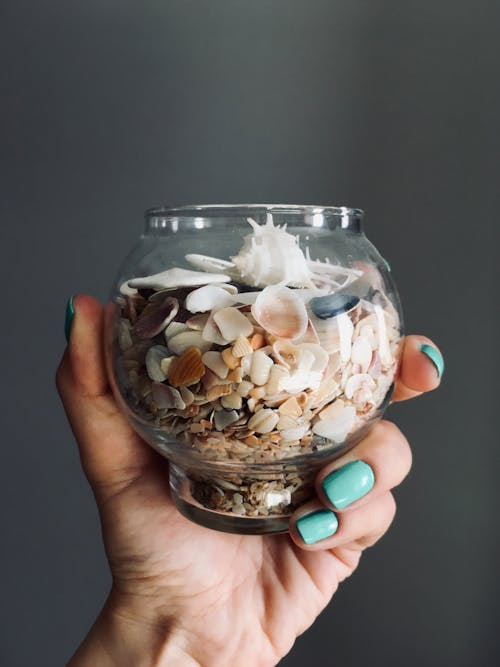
[[213, 307, 253, 342], [129, 267, 230, 291], [151, 383, 186, 410], [145, 345, 171, 382], [351, 336, 372, 373], [251, 285, 308, 340], [134, 296, 179, 339], [247, 409, 280, 434], [185, 285, 234, 313], [250, 350, 274, 386], [168, 331, 212, 356], [168, 347, 205, 387], [202, 351, 229, 379], [312, 406, 356, 443], [232, 335, 253, 358]]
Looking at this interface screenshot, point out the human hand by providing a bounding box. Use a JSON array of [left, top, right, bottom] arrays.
[[56, 295, 443, 667]]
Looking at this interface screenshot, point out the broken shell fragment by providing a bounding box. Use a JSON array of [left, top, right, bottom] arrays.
[[186, 313, 210, 331], [344, 373, 376, 400], [351, 336, 372, 373], [312, 406, 356, 443], [134, 296, 179, 339], [221, 392, 243, 410], [250, 350, 274, 386], [232, 335, 253, 358], [164, 321, 189, 341], [202, 313, 229, 346], [252, 285, 308, 340], [129, 267, 230, 291], [248, 409, 280, 434], [151, 383, 186, 410], [168, 347, 206, 387], [202, 351, 229, 379], [310, 293, 360, 319], [278, 396, 302, 417], [145, 345, 171, 382], [185, 253, 236, 274], [214, 409, 240, 431], [213, 307, 253, 342], [168, 331, 212, 355], [185, 285, 233, 313]]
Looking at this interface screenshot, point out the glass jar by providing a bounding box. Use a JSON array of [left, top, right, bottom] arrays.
[[104, 204, 404, 534]]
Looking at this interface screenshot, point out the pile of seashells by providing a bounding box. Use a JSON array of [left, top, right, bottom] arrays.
[[114, 215, 401, 517]]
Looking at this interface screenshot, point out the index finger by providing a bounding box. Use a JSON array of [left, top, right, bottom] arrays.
[[392, 334, 444, 402]]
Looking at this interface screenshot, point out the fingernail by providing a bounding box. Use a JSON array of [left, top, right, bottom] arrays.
[[420, 343, 444, 379], [296, 509, 338, 545], [323, 460, 375, 509], [65, 296, 75, 342]]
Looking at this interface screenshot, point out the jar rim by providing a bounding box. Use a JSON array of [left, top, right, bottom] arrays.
[[145, 203, 364, 218]]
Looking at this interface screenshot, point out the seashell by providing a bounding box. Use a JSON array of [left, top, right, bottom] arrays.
[[119, 281, 138, 296], [312, 406, 356, 443], [168, 331, 212, 356], [160, 356, 174, 376], [221, 392, 243, 410], [265, 365, 290, 396], [231, 214, 314, 288], [249, 386, 267, 400], [201, 368, 224, 391], [247, 397, 258, 412], [168, 347, 205, 387], [344, 373, 376, 399], [213, 282, 238, 295], [310, 293, 360, 319], [251, 285, 308, 340], [280, 424, 310, 441], [239, 352, 253, 377], [118, 319, 133, 351], [185, 285, 233, 313], [206, 384, 233, 401], [281, 368, 323, 393], [297, 343, 329, 374], [319, 398, 346, 420], [221, 347, 239, 370], [134, 296, 179, 339], [151, 383, 186, 410], [227, 366, 244, 383], [129, 267, 231, 291], [250, 350, 274, 386], [186, 313, 210, 331], [202, 314, 229, 345], [202, 351, 229, 379], [185, 253, 236, 274], [213, 307, 253, 342], [145, 345, 171, 382], [214, 409, 240, 431], [292, 320, 321, 345], [351, 336, 372, 373], [164, 321, 189, 341], [232, 335, 253, 358], [247, 409, 280, 434], [250, 333, 265, 349], [179, 385, 195, 406], [272, 339, 300, 369], [278, 396, 302, 417], [368, 349, 381, 377], [277, 414, 299, 431], [236, 380, 254, 397], [243, 435, 260, 447], [230, 291, 261, 305]]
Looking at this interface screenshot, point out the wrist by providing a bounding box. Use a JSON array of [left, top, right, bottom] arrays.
[[67, 589, 200, 667]]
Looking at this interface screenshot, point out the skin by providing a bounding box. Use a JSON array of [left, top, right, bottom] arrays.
[[56, 295, 442, 667]]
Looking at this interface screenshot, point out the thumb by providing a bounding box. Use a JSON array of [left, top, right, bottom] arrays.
[[56, 295, 157, 497]]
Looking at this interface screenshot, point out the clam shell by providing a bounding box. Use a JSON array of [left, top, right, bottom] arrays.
[[272, 339, 299, 369], [145, 345, 171, 382], [250, 350, 274, 386], [312, 406, 356, 443], [168, 347, 206, 387], [168, 331, 212, 355], [129, 267, 230, 291], [351, 336, 372, 373], [202, 351, 229, 379], [213, 307, 253, 342], [247, 409, 280, 434], [134, 296, 179, 339], [185, 285, 234, 313], [151, 383, 186, 410], [232, 335, 253, 358], [251, 285, 308, 340], [344, 373, 376, 399]]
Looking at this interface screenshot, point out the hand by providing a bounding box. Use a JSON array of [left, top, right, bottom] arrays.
[[56, 295, 443, 667]]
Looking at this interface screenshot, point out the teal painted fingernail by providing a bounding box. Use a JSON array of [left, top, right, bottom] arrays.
[[420, 343, 444, 379], [296, 509, 338, 545], [323, 461, 375, 509], [65, 296, 75, 342]]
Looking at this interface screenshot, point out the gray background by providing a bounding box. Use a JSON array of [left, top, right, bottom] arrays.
[[1, 1, 499, 665]]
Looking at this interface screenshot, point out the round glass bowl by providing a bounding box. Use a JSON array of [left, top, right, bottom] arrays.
[[104, 204, 404, 534]]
